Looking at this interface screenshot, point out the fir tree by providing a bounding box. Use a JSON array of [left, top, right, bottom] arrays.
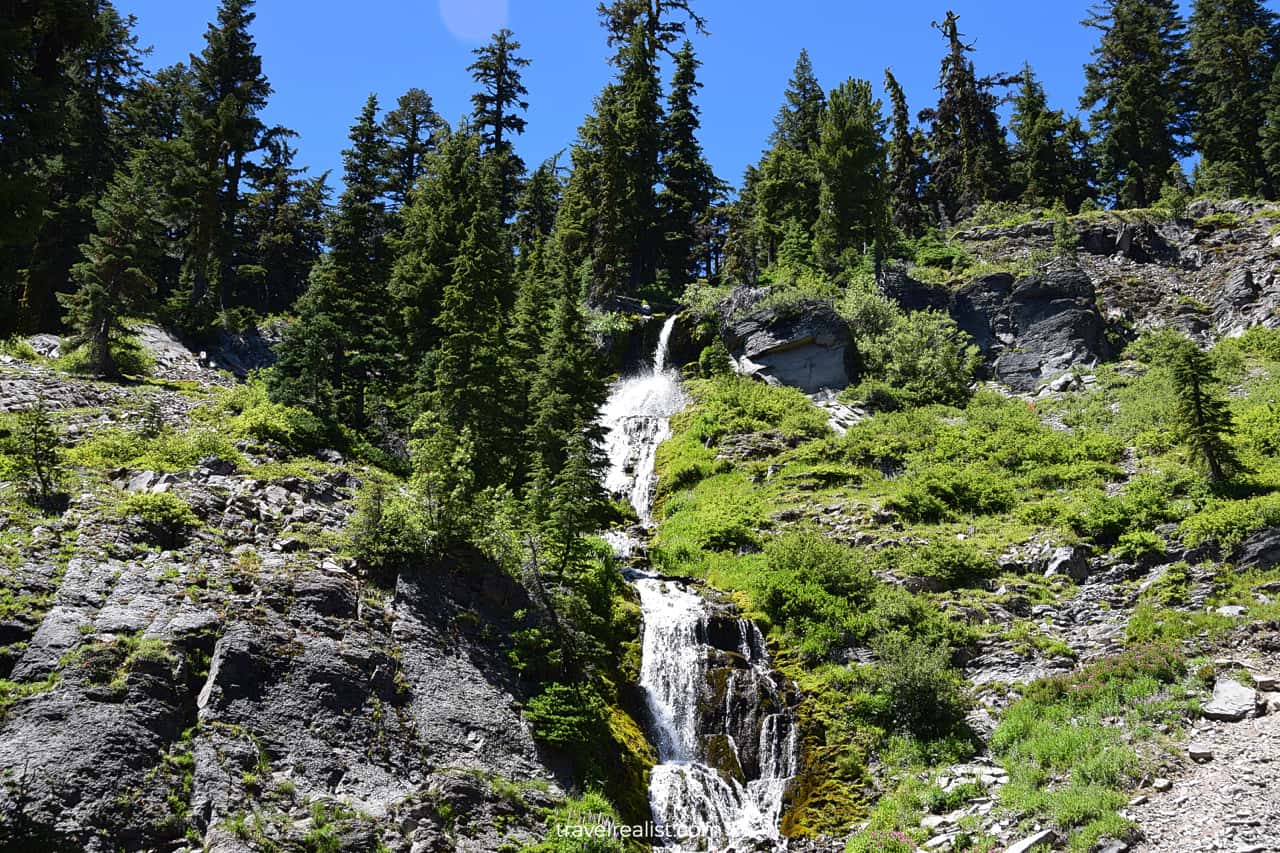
[[429, 142, 515, 490], [658, 41, 721, 289], [0, 0, 99, 336], [514, 161, 563, 263], [525, 290, 607, 520], [382, 88, 444, 210], [1188, 0, 1279, 198], [59, 153, 160, 378], [772, 49, 826, 154], [15, 398, 63, 509], [921, 10, 1010, 222], [271, 95, 391, 425], [469, 29, 531, 219], [1009, 64, 1094, 209], [1263, 64, 1280, 191], [1170, 341, 1242, 483], [884, 69, 925, 237], [186, 0, 272, 311], [750, 52, 827, 268], [1081, 0, 1190, 208], [237, 129, 329, 312], [813, 78, 888, 270], [17, 3, 145, 333]]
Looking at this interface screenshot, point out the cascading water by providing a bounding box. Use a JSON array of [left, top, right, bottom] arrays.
[[600, 316, 797, 852]]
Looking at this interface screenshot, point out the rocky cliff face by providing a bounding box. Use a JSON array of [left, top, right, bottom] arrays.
[[0, 362, 567, 853]]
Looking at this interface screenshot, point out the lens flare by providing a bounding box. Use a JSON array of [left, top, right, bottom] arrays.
[[438, 0, 509, 43]]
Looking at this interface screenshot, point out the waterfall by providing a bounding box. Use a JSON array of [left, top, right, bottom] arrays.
[[599, 316, 797, 852]]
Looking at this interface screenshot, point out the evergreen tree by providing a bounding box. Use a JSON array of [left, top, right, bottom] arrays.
[[59, 153, 160, 378], [658, 41, 720, 288], [237, 129, 329, 312], [1170, 341, 1242, 483], [1081, 0, 1190, 208], [1263, 64, 1280, 190], [525, 290, 607, 520], [772, 49, 826, 153], [514, 161, 563, 262], [884, 69, 925, 237], [0, 0, 99, 336], [17, 3, 144, 334], [382, 88, 444, 210], [813, 78, 888, 270], [1009, 64, 1095, 209], [750, 52, 827, 268], [391, 128, 509, 365], [469, 29, 531, 219], [14, 399, 64, 509], [271, 95, 391, 425], [1187, 0, 1279, 198], [921, 10, 1010, 222], [185, 0, 272, 311], [429, 141, 515, 490]]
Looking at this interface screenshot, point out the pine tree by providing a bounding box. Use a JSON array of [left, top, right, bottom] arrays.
[[59, 153, 160, 378], [15, 398, 63, 509], [271, 95, 391, 425], [658, 41, 720, 290], [382, 88, 444, 210], [524, 289, 607, 521], [1170, 341, 1242, 483], [429, 140, 515, 490], [813, 78, 888, 270], [17, 3, 145, 334], [186, 0, 272, 311], [1009, 64, 1094, 209], [237, 129, 329, 312], [1081, 0, 1190, 208], [884, 69, 925, 237], [772, 49, 826, 154], [469, 29, 531, 219], [1187, 0, 1280, 198], [921, 10, 1010, 222]]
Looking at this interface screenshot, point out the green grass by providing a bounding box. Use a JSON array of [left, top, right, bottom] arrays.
[[991, 647, 1196, 851]]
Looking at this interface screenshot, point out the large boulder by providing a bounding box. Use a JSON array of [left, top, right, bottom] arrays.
[[955, 264, 1110, 392], [720, 290, 855, 393], [1235, 526, 1280, 571]]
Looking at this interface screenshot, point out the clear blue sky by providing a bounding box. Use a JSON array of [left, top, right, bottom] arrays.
[[117, 0, 1250, 193]]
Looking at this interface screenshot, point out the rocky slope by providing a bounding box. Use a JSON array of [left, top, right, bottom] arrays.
[[0, 356, 569, 853]]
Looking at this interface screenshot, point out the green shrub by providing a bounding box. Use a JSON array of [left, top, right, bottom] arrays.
[[347, 480, 430, 578], [845, 830, 919, 853], [57, 334, 153, 377], [1112, 530, 1165, 561], [697, 338, 734, 378], [1, 336, 40, 362], [854, 310, 980, 411], [519, 790, 628, 853], [524, 682, 609, 752], [116, 491, 200, 548], [1180, 492, 1280, 549], [886, 465, 1015, 522], [895, 539, 997, 589], [70, 425, 241, 472], [679, 375, 829, 446], [872, 634, 970, 740]]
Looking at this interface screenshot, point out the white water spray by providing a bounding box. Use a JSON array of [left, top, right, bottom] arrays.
[[599, 316, 796, 852]]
